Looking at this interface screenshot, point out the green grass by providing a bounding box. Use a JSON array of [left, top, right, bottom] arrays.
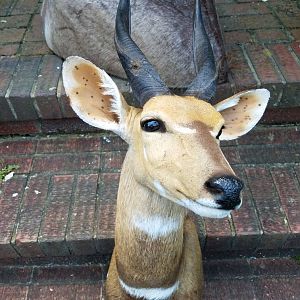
[[0, 164, 19, 182]]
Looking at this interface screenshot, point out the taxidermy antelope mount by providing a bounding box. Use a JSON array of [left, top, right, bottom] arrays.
[[62, 0, 269, 298]]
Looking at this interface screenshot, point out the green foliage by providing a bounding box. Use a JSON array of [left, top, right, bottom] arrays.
[[0, 164, 19, 182]]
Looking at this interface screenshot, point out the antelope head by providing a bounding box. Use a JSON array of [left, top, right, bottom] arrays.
[[62, 0, 269, 219]]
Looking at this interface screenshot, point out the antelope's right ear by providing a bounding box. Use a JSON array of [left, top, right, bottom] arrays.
[[62, 56, 130, 139]]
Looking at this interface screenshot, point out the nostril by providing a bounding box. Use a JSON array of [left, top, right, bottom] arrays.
[[205, 175, 244, 197], [205, 180, 224, 195]]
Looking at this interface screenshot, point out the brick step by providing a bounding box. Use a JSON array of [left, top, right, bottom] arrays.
[[0, 256, 299, 299], [1, 0, 300, 125], [0, 125, 299, 260]]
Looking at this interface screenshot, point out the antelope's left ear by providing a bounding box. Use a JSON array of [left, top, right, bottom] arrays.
[[214, 89, 270, 140]]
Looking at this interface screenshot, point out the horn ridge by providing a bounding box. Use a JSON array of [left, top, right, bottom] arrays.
[[115, 0, 171, 108], [183, 0, 217, 101]]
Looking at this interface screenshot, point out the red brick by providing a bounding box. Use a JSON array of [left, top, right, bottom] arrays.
[[0, 267, 32, 283], [224, 31, 253, 45], [291, 29, 300, 41], [0, 139, 36, 155], [271, 168, 300, 234], [0, 14, 31, 29], [32, 265, 102, 284], [204, 258, 252, 279], [11, 0, 39, 15], [220, 14, 280, 31], [28, 284, 103, 299], [33, 55, 63, 119], [13, 175, 50, 257], [245, 167, 289, 248], [291, 41, 300, 59], [98, 173, 120, 204], [250, 257, 300, 276], [39, 175, 75, 256], [227, 47, 258, 90], [255, 29, 289, 42], [41, 118, 101, 134], [0, 28, 26, 43], [231, 167, 262, 250], [95, 204, 116, 241], [222, 147, 241, 165], [0, 157, 32, 173], [217, 2, 270, 16], [238, 145, 296, 164], [101, 135, 128, 152], [24, 14, 44, 41], [253, 277, 300, 300], [32, 154, 100, 172], [204, 278, 256, 299], [0, 176, 26, 257], [36, 136, 101, 154], [8, 56, 42, 121], [20, 41, 52, 56], [0, 120, 40, 135], [261, 107, 300, 125], [204, 217, 234, 252], [0, 56, 19, 121], [246, 44, 283, 84], [0, 286, 29, 300], [100, 151, 126, 172], [57, 81, 77, 118], [269, 44, 300, 82], [238, 126, 300, 145], [66, 174, 98, 255], [0, 44, 19, 56]]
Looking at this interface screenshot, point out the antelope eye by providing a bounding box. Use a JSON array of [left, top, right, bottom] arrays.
[[141, 119, 165, 132], [216, 126, 225, 139]]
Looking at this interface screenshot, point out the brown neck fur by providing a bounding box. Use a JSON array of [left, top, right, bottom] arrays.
[[114, 150, 186, 288]]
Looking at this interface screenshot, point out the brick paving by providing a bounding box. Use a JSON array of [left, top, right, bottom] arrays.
[[0, 0, 299, 123], [0, 126, 299, 259], [0, 256, 299, 299]]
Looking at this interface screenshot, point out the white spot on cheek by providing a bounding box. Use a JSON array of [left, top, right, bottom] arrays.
[[143, 147, 148, 161], [153, 180, 167, 198], [119, 278, 179, 300], [132, 215, 181, 239], [173, 125, 196, 134]]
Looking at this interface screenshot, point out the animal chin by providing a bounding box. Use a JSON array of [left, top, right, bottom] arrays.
[[178, 199, 231, 219]]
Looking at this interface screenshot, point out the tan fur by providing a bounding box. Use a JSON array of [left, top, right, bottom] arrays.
[[62, 56, 269, 300]]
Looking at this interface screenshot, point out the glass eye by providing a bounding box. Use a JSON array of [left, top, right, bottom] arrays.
[[141, 119, 165, 132], [216, 126, 225, 139]]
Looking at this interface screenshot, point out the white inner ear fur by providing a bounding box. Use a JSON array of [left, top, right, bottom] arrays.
[[214, 89, 270, 140], [62, 56, 128, 138]]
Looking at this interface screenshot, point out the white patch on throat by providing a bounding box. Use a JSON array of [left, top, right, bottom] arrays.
[[132, 215, 181, 239], [119, 278, 179, 300]]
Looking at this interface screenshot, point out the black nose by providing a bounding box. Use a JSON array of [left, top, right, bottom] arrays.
[[205, 175, 244, 210]]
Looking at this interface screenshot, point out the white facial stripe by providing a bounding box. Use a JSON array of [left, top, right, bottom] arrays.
[[173, 125, 197, 134], [119, 278, 179, 300], [153, 180, 167, 198], [178, 199, 231, 219], [143, 147, 148, 161], [132, 215, 181, 239]]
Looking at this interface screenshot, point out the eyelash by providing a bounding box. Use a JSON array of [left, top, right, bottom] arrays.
[[216, 126, 225, 139]]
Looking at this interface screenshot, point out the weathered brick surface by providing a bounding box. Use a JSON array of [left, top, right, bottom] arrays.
[[0, 120, 40, 135], [217, 2, 270, 16], [254, 29, 289, 43], [0, 28, 26, 43], [0, 285, 29, 299], [33, 55, 63, 119], [0, 267, 32, 284], [11, 0, 39, 15], [245, 167, 289, 249], [0, 14, 31, 29], [13, 175, 50, 257], [20, 40, 52, 56], [0, 176, 26, 258], [100, 151, 126, 172], [8, 56, 41, 120], [39, 175, 75, 256], [66, 174, 98, 255], [24, 14, 44, 42], [0, 139, 36, 155]]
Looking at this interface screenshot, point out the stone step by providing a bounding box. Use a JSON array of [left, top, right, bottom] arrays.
[[0, 256, 299, 299], [0, 125, 299, 260]]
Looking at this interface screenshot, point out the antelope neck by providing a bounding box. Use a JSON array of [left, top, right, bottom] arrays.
[[114, 152, 186, 289]]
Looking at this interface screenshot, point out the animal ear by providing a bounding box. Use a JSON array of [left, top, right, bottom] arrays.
[[62, 56, 130, 138], [214, 89, 270, 140]]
